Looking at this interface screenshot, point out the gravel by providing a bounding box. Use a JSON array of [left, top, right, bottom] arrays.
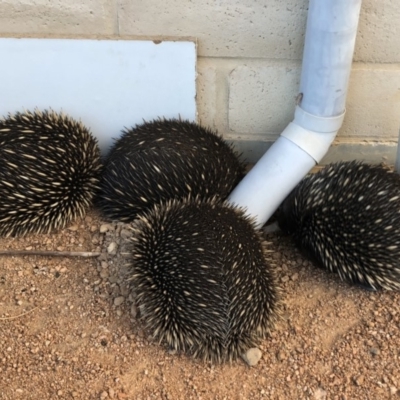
[[0, 208, 399, 399]]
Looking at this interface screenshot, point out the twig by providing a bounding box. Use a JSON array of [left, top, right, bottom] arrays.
[[0, 251, 101, 257], [0, 307, 37, 320]]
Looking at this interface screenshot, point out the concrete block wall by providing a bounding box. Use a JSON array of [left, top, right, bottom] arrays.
[[1, 0, 399, 164]]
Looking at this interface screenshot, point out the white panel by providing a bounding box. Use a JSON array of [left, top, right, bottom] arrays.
[[0, 38, 197, 153]]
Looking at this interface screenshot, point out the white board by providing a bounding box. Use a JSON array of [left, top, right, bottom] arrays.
[[0, 38, 197, 153]]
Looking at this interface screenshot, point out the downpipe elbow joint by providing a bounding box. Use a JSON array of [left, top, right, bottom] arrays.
[[281, 106, 346, 164]]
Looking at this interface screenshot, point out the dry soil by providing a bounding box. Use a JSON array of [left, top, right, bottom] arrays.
[[0, 209, 399, 400]]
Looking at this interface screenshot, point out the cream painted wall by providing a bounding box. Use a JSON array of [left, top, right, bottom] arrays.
[[1, 0, 399, 163]]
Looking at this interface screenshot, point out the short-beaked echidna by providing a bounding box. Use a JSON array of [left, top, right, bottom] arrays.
[[278, 160, 400, 290], [0, 109, 101, 237], [129, 197, 280, 363], [97, 118, 245, 222]]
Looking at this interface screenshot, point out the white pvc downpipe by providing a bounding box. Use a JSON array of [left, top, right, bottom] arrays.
[[395, 127, 400, 173], [228, 0, 362, 228]]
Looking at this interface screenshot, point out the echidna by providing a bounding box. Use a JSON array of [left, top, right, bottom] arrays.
[[97, 118, 245, 222], [0, 109, 101, 237], [278, 160, 400, 291], [129, 197, 280, 363]]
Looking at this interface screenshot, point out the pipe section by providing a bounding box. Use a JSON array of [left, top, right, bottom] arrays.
[[228, 0, 362, 228], [395, 126, 400, 173]]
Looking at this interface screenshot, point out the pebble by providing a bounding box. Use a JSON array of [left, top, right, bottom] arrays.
[[98, 253, 108, 261], [107, 242, 118, 255], [241, 348, 262, 366], [120, 285, 129, 296], [108, 388, 115, 399], [114, 296, 125, 306], [120, 229, 131, 239], [314, 387, 327, 400], [277, 350, 286, 361], [390, 386, 397, 395], [100, 391, 108, 399], [370, 347, 380, 356], [68, 225, 79, 231], [100, 270, 109, 279], [354, 375, 364, 386], [100, 224, 113, 233]]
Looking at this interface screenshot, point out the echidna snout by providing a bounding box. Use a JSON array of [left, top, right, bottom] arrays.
[[278, 161, 400, 291], [129, 197, 280, 362]]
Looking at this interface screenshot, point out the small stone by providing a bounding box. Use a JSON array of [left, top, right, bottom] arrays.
[[114, 296, 125, 306], [91, 225, 98, 232], [354, 375, 364, 386], [100, 391, 108, 399], [101, 261, 109, 269], [241, 347, 262, 366], [370, 347, 380, 356], [120, 229, 131, 239], [281, 275, 289, 283], [389, 387, 397, 395], [25, 246, 33, 251], [57, 390, 63, 396], [314, 387, 327, 400], [100, 224, 113, 233], [100, 270, 109, 279], [291, 273, 299, 281], [119, 285, 129, 297], [277, 350, 286, 361], [108, 388, 115, 399], [107, 242, 118, 255], [68, 224, 78, 231], [98, 253, 108, 261]]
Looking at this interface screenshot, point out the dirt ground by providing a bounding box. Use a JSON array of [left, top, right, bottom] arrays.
[[0, 209, 399, 400]]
